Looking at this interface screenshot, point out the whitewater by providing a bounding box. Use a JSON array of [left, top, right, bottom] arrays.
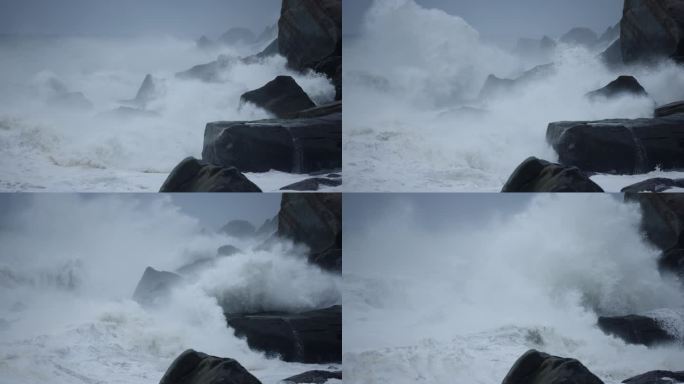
[[343, 194, 684, 384], [343, 0, 684, 192], [0, 195, 342, 384], [0, 35, 335, 192]]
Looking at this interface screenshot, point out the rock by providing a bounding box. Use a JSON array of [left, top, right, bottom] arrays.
[[546, 114, 684, 175], [312, 55, 342, 100], [255, 24, 278, 46], [501, 349, 604, 384], [221, 220, 256, 238], [240, 76, 315, 118], [217, 244, 242, 257], [599, 23, 621, 45], [132, 267, 182, 306], [660, 248, 684, 277], [159, 349, 261, 384], [621, 0, 684, 63], [633, 194, 684, 251], [202, 112, 341, 174], [159, 157, 262, 193], [501, 157, 604, 193], [621, 178, 684, 193], [282, 101, 341, 119], [278, 0, 341, 74], [282, 370, 342, 384], [278, 193, 341, 272], [655, 100, 684, 117], [623, 370, 684, 384], [601, 38, 624, 67], [176, 55, 237, 82], [280, 177, 342, 191], [560, 27, 599, 47], [255, 217, 278, 237], [131, 74, 157, 108], [586, 75, 648, 99], [220, 27, 256, 46], [598, 314, 676, 346], [479, 63, 556, 99], [225, 305, 341, 364]]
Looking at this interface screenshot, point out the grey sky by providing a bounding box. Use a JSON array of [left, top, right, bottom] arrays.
[[0, 0, 281, 38], [344, 0, 623, 42]]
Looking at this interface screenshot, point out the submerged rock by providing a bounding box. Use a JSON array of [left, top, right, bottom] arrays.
[[240, 76, 315, 118], [159, 349, 261, 384], [282, 370, 341, 384], [585, 75, 648, 99], [225, 305, 341, 364], [623, 370, 684, 384], [132, 267, 182, 306], [598, 314, 676, 346], [501, 157, 604, 193], [502, 349, 604, 384], [159, 157, 261, 193], [621, 0, 684, 63]]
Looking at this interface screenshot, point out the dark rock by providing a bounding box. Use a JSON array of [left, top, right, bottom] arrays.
[[159, 157, 262, 193], [134, 74, 157, 107], [546, 114, 684, 175], [660, 248, 684, 277], [220, 27, 256, 46], [217, 244, 242, 257], [621, 0, 684, 63], [254, 38, 280, 59], [278, 0, 341, 74], [655, 101, 684, 117], [159, 349, 261, 384], [255, 217, 278, 237], [623, 370, 684, 384], [598, 314, 676, 346], [560, 27, 599, 47], [280, 178, 342, 191], [634, 194, 684, 251], [282, 370, 341, 384], [502, 349, 604, 384], [240, 76, 315, 118], [312, 55, 342, 100], [221, 220, 256, 238], [621, 178, 684, 193], [202, 112, 341, 174], [278, 193, 341, 272], [501, 157, 604, 193], [132, 267, 182, 306], [225, 305, 341, 364], [586, 75, 648, 99]]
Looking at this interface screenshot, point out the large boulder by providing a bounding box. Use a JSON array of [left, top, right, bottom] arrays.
[[546, 114, 684, 175], [159, 157, 262, 193], [159, 349, 261, 384], [225, 305, 341, 364], [501, 157, 604, 193], [282, 371, 341, 384], [501, 349, 604, 384], [240, 76, 315, 118], [585, 75, 648, 99], [597, 314, 676, 346], [621, 0, 684, 63], [221, 220, 257, 238], [623, 370, 684, 384], [132, 267, 182, 306], [202, 112, 341, 174], [278, 193, 341, 272], [655, 100, 684, 117]]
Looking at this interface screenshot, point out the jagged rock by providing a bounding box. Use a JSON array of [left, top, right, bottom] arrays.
[[159, 349, 261, 384], [280, 177, 342, 191], [479, 63, 556, 99], [623, 370, 684, 384], [240, 76, 315, 118], [202, 112, 341, 174], [217, 245, 242, 257], [159, 157, 262, 193], [633, 194, 684, 251], [501, 157, 604, 193], [221, 220, 256, 238], [621, 0, 684, 63], [560, 27, 599, 47], [225, 305, 341, 364], [278, 193, 341, 272], [621, 178, 684, 193], [282, 370, 341, 384], [502, 349, 604, 384], [598, 314, 676, 346], [586, 75, 648, 99], [655, 100, 684, 117], [546, 114, 684, 175], [220, 27, 256, 45], [132, 267, 182, 306]]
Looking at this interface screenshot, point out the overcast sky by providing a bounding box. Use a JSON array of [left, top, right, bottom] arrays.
[[344, 0, 623, 41], [0, 0, 281, 38]]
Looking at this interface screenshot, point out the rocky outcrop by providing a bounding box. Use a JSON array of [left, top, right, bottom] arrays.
[[501, 157, 604, 192], [159, 349, 261, 384], [132, 267, 182, 306], [623, 370, 684, 384], [225, 305, 341, 364], [221, 220, 257, 238], [598, 314, 676, 346], [280, 177, 342, 191], [128, 74, 158, 108], [282, 370, 341, 384], [601, 38, 624, 67], [621, 0, 684, 63], [546, 114, 684, 175], [240, 76, 315, 118], [585, 76, 648, 99], [655, 100, 684, 117], [202, 112, 341, 174], [501, 349, 604, 384], [621, 178, 684, 193], [560, 27, 599, 48], [278, 193, 342, 272], [159, 157, 262, 193]]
